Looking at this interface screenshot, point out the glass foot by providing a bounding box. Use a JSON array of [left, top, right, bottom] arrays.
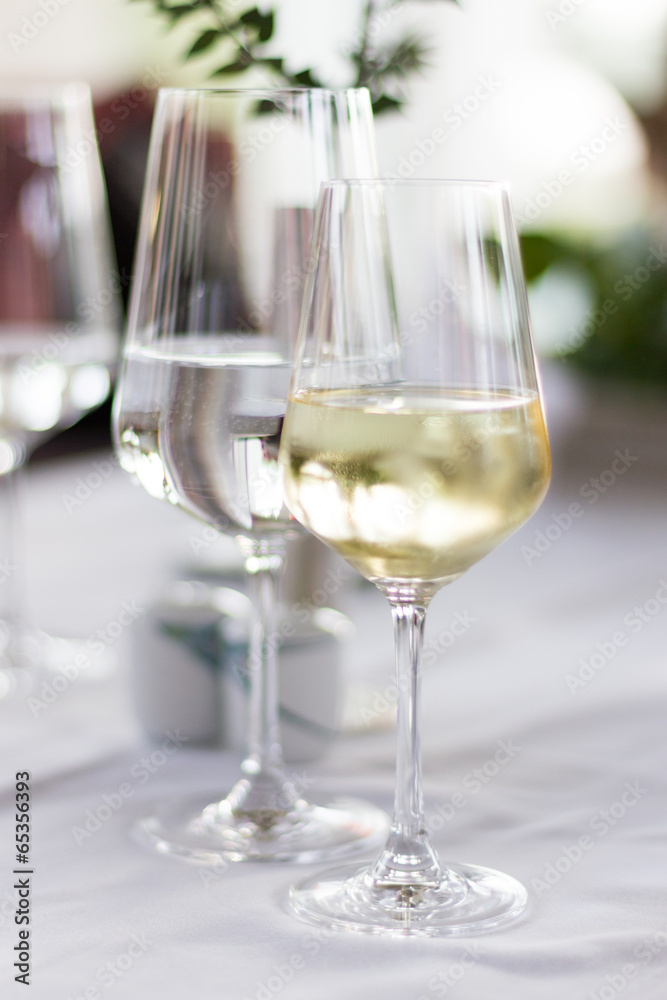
[[288, 860, 528, 936], [0, 666, 32, 701], [133, 791, 390, 864], [0, 625, 116, 700]]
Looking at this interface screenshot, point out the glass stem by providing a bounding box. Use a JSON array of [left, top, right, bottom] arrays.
[[232, 536, 299, 819], [369, 600, 442, 889]]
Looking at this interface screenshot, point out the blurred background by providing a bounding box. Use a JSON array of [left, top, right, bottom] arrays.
[[2, 0, 667, 471], [2, 0, 667, 657]]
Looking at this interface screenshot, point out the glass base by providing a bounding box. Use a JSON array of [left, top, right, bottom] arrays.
[[288, 859, 528, 936], [0, 665, 32, 701], [0, 624, 116, 700], [133, 791, 389, 864]]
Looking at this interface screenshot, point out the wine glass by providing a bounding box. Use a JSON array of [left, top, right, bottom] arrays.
[[113, 87, 388, 862], [0, 83, 120, 691], [279, 179, 552, 934]]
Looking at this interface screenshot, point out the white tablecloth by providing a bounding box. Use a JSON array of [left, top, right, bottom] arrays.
[[2, 371, 667, 999]]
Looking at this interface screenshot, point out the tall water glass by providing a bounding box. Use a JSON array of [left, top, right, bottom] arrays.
[[113, 88, 388, 862]]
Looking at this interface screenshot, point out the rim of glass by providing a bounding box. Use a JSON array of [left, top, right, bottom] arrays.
[[156, 86, 370, 98], [0, 81, 91, 107], [321, 178, 509, 191]]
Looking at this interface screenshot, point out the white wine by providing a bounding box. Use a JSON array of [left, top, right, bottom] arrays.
[[280, 386, 551, 588], [0, 325, 114, 471], [116, 339, 300, 536]]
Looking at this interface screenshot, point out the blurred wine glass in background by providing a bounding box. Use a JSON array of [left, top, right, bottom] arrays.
[[0, 83, 120, 693]]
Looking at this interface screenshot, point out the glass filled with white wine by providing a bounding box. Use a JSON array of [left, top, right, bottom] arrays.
[[113, 88, 388, 863], [279, 179, 552, 934], [0, 84, 120, 690]]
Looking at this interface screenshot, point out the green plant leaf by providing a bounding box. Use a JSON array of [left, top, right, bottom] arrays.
[[136, 0, 450, 120], [187, 28, 221, 57], [255, 98, 281, 115], [165, 3, 198, 19], [371, 94, 403, 115], [376, 35, 430, 79], [239, 7, 274, 43], [291, 68, 321, 87], [212, 51, 253, 75], [258, 56, 284, 72], [519, 234, 571, 283]]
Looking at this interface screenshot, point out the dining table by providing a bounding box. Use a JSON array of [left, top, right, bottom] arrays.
[[1, 366, 667, 1000]]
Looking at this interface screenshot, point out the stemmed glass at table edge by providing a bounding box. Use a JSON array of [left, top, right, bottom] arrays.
[[112, 86, 390, 866], [276, 177, 552, 936], [0, 82, 121, 698]]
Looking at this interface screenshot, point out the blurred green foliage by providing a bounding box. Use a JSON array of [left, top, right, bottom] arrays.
[[132, 0, 458, 116], [134, 2, 666, 385], [521, 232, 667, 384]]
